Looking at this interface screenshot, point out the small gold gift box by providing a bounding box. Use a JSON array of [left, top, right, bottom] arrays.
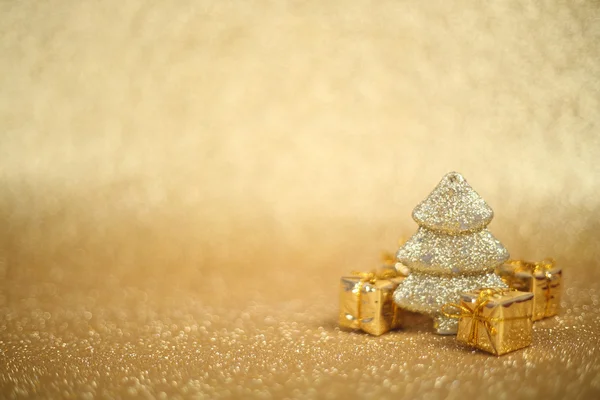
[[339, 267, 405, 336], [442, 288, 534, 355], [496, 259, 562, 321]]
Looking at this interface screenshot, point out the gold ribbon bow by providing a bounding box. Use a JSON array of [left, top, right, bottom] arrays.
[[441, 288, 530, 352], [505, 258, 557, 315]]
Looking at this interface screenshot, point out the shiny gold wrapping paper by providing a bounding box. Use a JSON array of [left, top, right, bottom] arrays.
[[454, 289, 534, 355], [1, 0, 600, 398], [497, 261, 562, 321], [339, 275, 404, 336]]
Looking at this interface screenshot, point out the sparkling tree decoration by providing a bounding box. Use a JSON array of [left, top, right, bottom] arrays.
[[393, 172, 509, 334]]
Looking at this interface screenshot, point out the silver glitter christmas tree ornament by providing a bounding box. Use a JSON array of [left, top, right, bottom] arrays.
[[393, 172, 509, 335]]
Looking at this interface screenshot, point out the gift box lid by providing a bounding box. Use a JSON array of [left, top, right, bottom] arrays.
[[461, 288, 534, 308], [501, 260, 562, 279]]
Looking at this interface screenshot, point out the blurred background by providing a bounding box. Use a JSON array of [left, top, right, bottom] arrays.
[[1, 1, 599, 398]]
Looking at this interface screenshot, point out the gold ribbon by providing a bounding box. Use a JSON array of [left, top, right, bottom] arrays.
[[441, 288, 531, 352], [505, 258, 557, 315]]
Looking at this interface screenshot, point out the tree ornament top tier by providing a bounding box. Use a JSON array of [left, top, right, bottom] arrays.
[[412, 172, 493, 234]]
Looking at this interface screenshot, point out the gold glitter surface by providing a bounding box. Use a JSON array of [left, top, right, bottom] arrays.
[[2, 0, 600, 399]]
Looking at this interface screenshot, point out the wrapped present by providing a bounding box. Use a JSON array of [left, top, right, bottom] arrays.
[[496, 258, 562, 321], [339, 268, 406, 336], [442, 288, 533, 355]]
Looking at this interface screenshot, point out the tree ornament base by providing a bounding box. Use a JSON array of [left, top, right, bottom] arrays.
[[394, 271, 507, 334]]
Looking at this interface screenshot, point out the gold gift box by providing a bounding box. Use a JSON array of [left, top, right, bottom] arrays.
[[339, 267, 405, 336], [496, 259, 562, 321], [443, 288, 533, 355]]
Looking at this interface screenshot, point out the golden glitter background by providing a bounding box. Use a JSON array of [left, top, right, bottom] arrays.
[[1, 0, 600, 398]]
